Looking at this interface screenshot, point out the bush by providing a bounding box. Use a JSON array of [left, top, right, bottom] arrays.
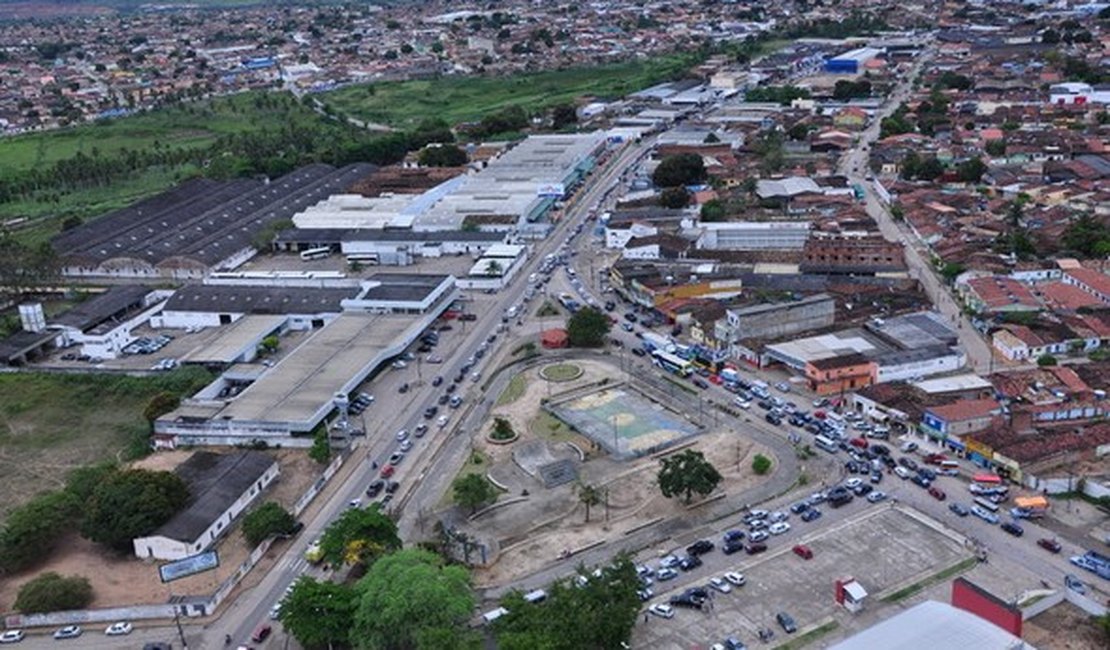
[[491, 417, 515, 441], [752, 454, 773, 475], [242, 502, 297, 546], [0, 491, 80, 573], [15, 573, 93, 613], [1036, 354, 1058, 367]]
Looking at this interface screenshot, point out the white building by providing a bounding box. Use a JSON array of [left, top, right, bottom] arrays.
[[456, 244, 529, 290], [1048, 82, 1110, 105], [696, 222, 811, 250], [133, 451, 279, 560]]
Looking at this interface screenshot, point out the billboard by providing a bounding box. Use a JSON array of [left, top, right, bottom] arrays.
[[159, 550, 220, 583], [537, 183, 566, 198]]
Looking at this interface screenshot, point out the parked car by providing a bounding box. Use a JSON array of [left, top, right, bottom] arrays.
[[948, 503, 970, 517], [792, 544, 814, 560], [251, 624, 272, 643], [724, 572, 746, 587], [687, 539, 715, 556], [971, 506, 999, 524], [648, 603, 675, 619], [366, 479, 385, 497], [679, 555, 703, 571], [0, 631, 25, 644], [801, 508, 822, 522], [745, 542, 768, 555], [656, 568, 678, 581], [866, 491, 887, 503], [708, 577, 732, 593], [53, 627, 82, 640], [776, 612, 797, 634], [928, 487, 947, 501], [769, 522, 791, 535], [1001, 521, 1024, 537]]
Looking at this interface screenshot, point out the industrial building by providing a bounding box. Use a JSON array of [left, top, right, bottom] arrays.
[[273, 228, 507, 266], [715, 294, 836, 351], [696, 222, 812, 251], [824, 47, 883, 74]]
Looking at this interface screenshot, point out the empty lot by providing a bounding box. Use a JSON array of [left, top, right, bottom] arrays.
[[633, 506, 971, 649]]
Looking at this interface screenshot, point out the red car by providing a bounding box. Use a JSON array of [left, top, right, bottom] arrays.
[[924, 453, 949, 465], [251, 624, 272, 643], [927, 487, 946, 501], [792, 544, 813, 560], [380, 465, 395, 479], [708, 374, 724, 385], [849, 437, 868, 449], [1037, 538, 1062, 554]]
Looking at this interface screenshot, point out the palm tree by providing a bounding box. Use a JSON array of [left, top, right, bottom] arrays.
[[578, 483, 602, 523], [483, 260, 503, 276]]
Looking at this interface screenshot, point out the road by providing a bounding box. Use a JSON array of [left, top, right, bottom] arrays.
[[836, 47, 995, 373]]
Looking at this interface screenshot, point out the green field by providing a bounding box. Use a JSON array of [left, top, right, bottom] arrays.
[[322, 56, 697, 129], [0, 368, 212, 522]]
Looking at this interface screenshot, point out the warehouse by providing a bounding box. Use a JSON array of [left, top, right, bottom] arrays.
[[824, 47, 883, 74]]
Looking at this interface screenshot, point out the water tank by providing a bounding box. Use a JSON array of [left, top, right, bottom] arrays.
[[18, 303, 45, 333]]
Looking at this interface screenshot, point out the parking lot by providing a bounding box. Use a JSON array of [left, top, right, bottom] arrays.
[[632, 506, 971, 649]]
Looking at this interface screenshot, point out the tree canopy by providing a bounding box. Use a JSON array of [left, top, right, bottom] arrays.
[[651, 153, 707, 188], [658, 186, 690, 209], [319, 504, 401, 568], [242, 502, 297, 546], [351, 549, 478, 650], [699, 199, 726, 222], [81, 469, 189, 551], [743, 85, 811, 106], [15, 572, 93, 614], [418, 145, 468, 167], [657, 449, 722, 504], [956, 157, 987, 183], [453, 474, 498, 514], [566, 307, 611, 347], [280, 577, 357, 649], [1061, 214, 1110, 258], [0, 490, 80, 573], [494, 554, 641, 650]]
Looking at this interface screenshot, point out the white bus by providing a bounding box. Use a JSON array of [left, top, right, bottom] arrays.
[[300, 246, 331, 261], [651, 349, 693, 377], [814, 435, 839, 453], [973, 497, 1000, 513]]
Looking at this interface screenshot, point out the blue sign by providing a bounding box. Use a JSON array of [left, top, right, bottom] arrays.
[[159, 550, 219, 583]]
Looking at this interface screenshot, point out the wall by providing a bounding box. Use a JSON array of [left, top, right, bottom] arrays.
[[875, 350, 966, 383], [951, 577, 1023, 637], [721, 295, 835, 342]]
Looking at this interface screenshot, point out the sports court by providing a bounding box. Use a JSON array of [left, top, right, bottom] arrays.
[[547, 387, 697, 458]]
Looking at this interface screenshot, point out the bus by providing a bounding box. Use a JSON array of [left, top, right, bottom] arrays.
[[651, 349, 693, 377], [300, 246, 332, 261], [814, 435, 839, 454], [973, 497, 1000, 513]]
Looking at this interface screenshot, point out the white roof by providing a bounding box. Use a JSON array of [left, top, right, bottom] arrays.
[[828, 601, 1034, 650], [756, 177, 821, 199], [843, 580, 868, 600], [912, 374, 993, 394]]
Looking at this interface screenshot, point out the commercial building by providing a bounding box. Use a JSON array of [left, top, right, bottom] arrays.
[[715, 294, 836, 349], [920, 398, 1003, 451], [805, 353, 876, 396], [696, 222, 811, 251], [800, 235, 906, 275], [828, 600, 1032, 650], [132, 450, 278, 560], [824, 47, 883, 74], [456, 244, 530, 290]]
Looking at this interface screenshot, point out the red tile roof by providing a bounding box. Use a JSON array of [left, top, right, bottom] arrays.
[[1036, 281, 1103, 311], [965, 276, 1041, 310], [1065, 268, 1110, 300], [927, 398, 1001, 423]]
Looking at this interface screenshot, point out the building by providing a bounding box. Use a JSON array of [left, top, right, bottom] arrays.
[[959, 276, 1041, 314], [715, 294, 836, 349], [805, 353, 876, 396], [132, 450, 278, 560], [274, 228, 506, 266], [1048, 82, 1110, 105], [828, 600, 1032, 650], [1060, 267, 1110, 305], [800, 235, 906, 275], [456, 244, 529, 290], [920, 398, 1002, 452], [824, 47, 883, 74], [696, 222, 811, 251]]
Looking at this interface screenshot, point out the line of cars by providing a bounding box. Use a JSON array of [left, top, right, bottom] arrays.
[[1, 621, 134, 644]]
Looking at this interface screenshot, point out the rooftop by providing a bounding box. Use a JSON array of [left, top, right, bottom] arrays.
[[155, 450, 277, 542], [828, 600, 1032, 650], [926, 398, 1001, 422]]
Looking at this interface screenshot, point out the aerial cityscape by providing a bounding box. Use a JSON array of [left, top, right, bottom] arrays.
[[0, 0, 1108, 649]]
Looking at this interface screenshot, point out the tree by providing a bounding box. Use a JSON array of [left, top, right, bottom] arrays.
[[143, 391, 180, 423], [1061, 214, 1110, 258], [483, 259, 504, 276], [0, 491, 80, 573], [985, 139, 1007, 157], [1037, 354, 1058, 367], [657, 449, 722, 504], [453, 474, 498, 514], [351, 549, 478, 650], [64, 462, 117, 504], [494, 554, 640, 650], [309, 426, 331, 464], [418, 145, 468, 167], [658, 187, 690, 209], [566, 307, 610, 347], [916, 156, 945, 181], [699, 199, 726, 222], [81, 469, 189, 552], [14, 573, 93, 613], [260, 334, 279, 353], [751, 454, 772, 475], [279, 577, 357, 649], [318, 504, 400, 568], [939, 262, 966, 283], [551, 104, 577, 130], [577, 483, 602, 523], [242, 502, 296, 546], [956, 157, 987, 183], [651, 153, 706, 188]]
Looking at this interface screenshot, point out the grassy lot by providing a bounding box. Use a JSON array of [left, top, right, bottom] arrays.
[[438, 450, 494, 509], [540, 363, 583, 382], [0, 368, 212, 522], [323, 55, 696, 129], [496, 375, 527, 406]]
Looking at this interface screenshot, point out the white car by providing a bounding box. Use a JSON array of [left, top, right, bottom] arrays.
[[749, 530, 770, 543], [769, 522, 791, 535], [659, 554, 681, 569], [844, 478, 863, 489], [105, 622, 132, 636], [648, 603, 675, 619], [53, 626, 82, 640], [437, 415, 449, 428], [0, 631, 24, 644], [708, 577, 732, 593], [391, 360, 407, 369], [867, 491, 887, 503], [270, 603, 282, 620], [724, 572, 746, 587], [768, 511, 788, 523], [396, 429, 409, 441], [735, 400, 751, 410]]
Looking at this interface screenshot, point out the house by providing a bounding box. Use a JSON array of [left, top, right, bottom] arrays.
[[833, 107, 868, 130], [959, 276, 1041, 314], [804, 353, 876, 396], [919, 398, 1002, 452], [133, 451, 279, 560], [1061, 267, 1110, 305]]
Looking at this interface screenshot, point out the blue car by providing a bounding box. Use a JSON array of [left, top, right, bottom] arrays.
[[801, 508, 822, 522]]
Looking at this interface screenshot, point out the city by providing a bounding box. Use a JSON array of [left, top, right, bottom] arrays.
[[0, 1, 1108, 649]]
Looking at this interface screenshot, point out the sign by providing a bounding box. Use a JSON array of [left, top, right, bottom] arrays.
[[159, 550, 219, 583], [536, 183, 565, 198]]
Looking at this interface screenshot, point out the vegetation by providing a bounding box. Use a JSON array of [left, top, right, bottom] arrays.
[[496, 375, 527, 406], [241, 502, 297, 546], [279, 577, 357, 650], [743, 85, 811, 106], [700, 199, 726, 222], [14, 572, 93, 614], [324, 55, 699, 130], [751, 454, 773, 475], [658, 186, 690, 209], [566, 307, 611, 347], [540, 363, 583, 382], [491, 417, 516, 441], [577, 483, 603, 523], [318, 504, 401, 568], [657, 449, 722, 504], [881, 557, 978, 603], [651, 153, 708, 188], [81, 468, 190, 552], [900, 152, 945, 181], [453, 474, 499, 514], [0, 491, 80, 573], [351, 549, 478, 650], [142, 392, 181, 423], [309, 426, 331, 464], [1037, 354, 1058, 367], [779, 12, 889, 39], [494, 554, 641, 650], [1060, 214, 1110, 258], [418, 145, 468, 167], [956, 158, 987, 183], [833, 79, 872, 100]]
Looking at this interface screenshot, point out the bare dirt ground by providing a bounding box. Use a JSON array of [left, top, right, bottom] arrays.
[[1025, 602, 1108, 650], [0, 448, 319, 612], [466, 360, 777, 589]]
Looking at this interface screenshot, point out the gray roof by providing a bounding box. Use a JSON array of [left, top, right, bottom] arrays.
[[56, 164, 376, 269], [53, 285, 152, 333], [275, 228, 505, 246], [828, 600, 1032, 650], [155, 451, 277, 543], [164, 285, 358, 315], [362, 273, 451, 302], [0, 329, 56, 363]]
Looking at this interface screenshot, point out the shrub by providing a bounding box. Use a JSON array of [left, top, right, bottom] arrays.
[[15, 573, 93, 613]]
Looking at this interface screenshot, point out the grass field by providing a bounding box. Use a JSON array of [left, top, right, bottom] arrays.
[[323, 56, 696, 129], [0, 368, 212, 522], [496, 375, 527, 406]]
